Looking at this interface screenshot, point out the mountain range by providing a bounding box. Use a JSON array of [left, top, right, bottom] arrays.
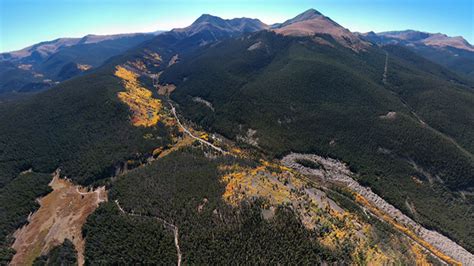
[[0, 33, 157, 98], [2, 9, 473, 98], [0, 8, 473, 265], [360, 30, 474, 77]]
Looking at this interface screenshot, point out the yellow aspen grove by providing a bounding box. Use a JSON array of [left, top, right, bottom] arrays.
[[114, 65, 161, 127]]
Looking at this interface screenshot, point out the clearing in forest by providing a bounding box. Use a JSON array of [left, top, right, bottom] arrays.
[[10, 172, 107, 266]]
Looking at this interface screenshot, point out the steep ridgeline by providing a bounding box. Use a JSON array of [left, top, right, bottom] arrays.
[[360, 30, 474, 77], [160, 10, 474, 252]]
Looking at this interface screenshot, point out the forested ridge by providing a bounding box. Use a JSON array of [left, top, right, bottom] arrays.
[[160, 31, 474, 251], [0, 67, 171, 188], [0, 65, 172, 262]]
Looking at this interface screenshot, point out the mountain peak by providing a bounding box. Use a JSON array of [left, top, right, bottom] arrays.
[[192, 14, 225, 25], [276, 8, 324, 28], [272, 8, 368, 51], [299, 8, 323, 18]]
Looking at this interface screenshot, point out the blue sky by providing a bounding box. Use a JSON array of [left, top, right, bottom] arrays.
[[1, 0, 473, 52]]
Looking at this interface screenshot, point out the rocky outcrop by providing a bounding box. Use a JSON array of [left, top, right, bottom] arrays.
[[281, 153, 474, 265]]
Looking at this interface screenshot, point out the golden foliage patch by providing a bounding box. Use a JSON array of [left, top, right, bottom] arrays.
[[218, 160, 440, 264], [114, 66, 161, 127]]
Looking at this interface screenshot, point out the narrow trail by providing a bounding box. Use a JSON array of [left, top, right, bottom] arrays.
[[169, 102, 229, 155], [115, 200, 182, 266], [416, 112, 474, 160], [383, 52, 426, 125], [382, 52, 474, 161], [382, 52, 388, 84]]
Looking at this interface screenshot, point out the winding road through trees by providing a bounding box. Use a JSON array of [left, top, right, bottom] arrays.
[[115, 200, 182, 266], [169, 102, 229, 155]]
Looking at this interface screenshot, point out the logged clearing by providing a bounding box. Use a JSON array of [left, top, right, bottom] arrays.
[[10, 172, 107, 266], [115, 66, 161, 127], [168, 54, 179, 67], [76, 64, 92, 71], [157, 83, 176, 96]]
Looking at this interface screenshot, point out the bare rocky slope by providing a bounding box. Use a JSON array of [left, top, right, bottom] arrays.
[[282, 153, 474, 265]]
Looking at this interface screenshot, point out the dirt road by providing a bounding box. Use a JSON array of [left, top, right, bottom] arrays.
[[170, 102, 228, 155], [115, 200, 182, 266]]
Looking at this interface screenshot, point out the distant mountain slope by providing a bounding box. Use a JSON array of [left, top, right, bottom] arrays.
[[0, 61, 51, 97], [376, 30, 474, 51], [360, 30, 474, 77], [0, 33, 156, 97], [1, 33, 155, 61]]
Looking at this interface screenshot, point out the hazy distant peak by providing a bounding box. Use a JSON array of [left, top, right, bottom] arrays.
[[369, 30, 474, 52], [2, 33, 152, 60], [78, 33, 146, 45], [423, 34, 474, 51], [2, 38, 80, 59], [377, 30, 431, 42]]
